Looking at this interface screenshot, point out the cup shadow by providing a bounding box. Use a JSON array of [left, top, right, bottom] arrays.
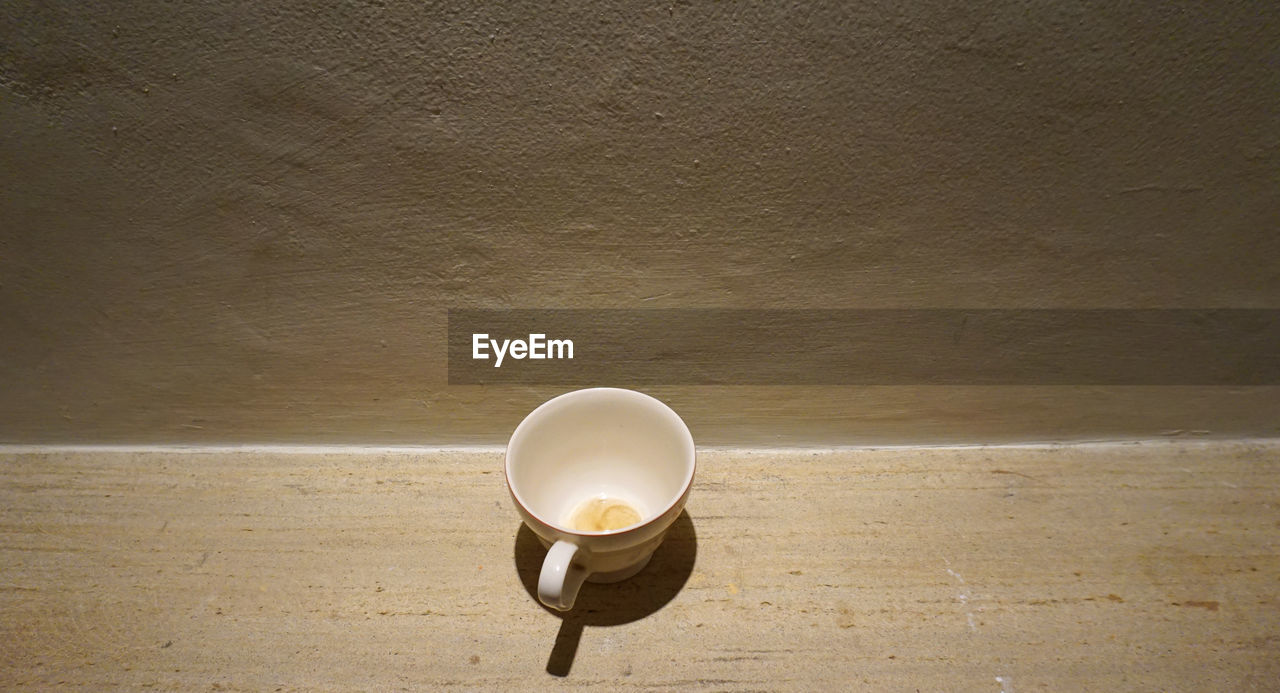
[[512, 510, 698, 676]]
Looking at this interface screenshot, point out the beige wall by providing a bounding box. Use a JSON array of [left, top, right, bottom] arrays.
[[2, 2, 1278, 445]]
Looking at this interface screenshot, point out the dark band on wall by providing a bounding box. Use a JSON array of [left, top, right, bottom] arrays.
[[448, 309, 1280, 385]]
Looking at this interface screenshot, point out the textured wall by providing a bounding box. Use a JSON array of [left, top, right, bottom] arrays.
[[2, 1, 1278, 444]]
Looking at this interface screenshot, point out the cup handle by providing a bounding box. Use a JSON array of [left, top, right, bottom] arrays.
[[538, 540, 589, 611]]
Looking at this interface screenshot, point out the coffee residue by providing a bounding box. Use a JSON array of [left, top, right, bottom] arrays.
[[567, 496, 642, 532]]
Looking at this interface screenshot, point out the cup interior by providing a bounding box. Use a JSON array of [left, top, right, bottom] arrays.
[[506, 388, 695, 533]]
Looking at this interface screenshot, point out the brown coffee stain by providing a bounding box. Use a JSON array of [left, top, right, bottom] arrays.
[[1106, 594, 1124, 602], [567, 496, 641, 532], [1178, 600, 1219, 611]]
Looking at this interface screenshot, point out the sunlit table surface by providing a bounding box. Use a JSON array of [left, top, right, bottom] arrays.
[[2, 441, 1277, 690]]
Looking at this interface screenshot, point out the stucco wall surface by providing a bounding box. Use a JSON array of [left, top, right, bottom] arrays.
[[2, 2, 1278, 444]]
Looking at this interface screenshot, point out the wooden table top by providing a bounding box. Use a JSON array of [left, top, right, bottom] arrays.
[[2, 442, 1277, 690]]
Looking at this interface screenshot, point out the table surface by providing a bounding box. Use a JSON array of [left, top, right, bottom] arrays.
[[2, 442, 1278, 690]]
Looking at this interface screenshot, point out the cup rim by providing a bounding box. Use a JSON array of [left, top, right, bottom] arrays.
[[505, 387, 696, 537]]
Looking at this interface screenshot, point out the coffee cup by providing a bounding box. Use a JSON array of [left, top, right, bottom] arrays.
[[505, 387, 696, 611]]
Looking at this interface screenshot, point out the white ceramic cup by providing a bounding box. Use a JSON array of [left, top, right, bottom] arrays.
[[505, 387, 696, 611]]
